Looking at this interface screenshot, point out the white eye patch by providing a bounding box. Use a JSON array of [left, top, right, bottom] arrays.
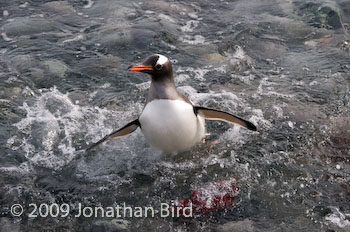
[[155, 54, 168, 66]]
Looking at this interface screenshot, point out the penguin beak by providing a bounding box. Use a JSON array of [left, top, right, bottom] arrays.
[[128, 65, 153, 72]]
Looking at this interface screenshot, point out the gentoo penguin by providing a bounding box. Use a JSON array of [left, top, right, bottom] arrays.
[[86, 54, 256, 153]]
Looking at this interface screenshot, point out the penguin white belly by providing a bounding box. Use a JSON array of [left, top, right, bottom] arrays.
[[139, 99, 205, 153]]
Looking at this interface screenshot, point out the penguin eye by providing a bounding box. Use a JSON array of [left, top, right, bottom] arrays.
[[155, 64, 162, 70]]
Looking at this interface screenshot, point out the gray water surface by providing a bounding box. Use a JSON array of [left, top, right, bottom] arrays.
[[0, 0, 350, 231]]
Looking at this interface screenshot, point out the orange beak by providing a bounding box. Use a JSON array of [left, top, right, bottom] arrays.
[[128, 65, 153, 72]]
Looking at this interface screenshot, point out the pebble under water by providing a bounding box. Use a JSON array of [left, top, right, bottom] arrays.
[[0, 0, 350, 231]]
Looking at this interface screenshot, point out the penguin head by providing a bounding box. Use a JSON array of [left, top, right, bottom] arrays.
[[128, 54, 173, 80]]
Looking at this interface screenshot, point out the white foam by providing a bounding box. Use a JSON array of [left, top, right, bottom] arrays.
[[232, 45, 247, 60], [9, 86, 158, 178], [1, 32, 13, 42], [0, 162, 31, 175], [145, 10, 154, 14], [62, 34, 85, 44], [175, 65, 226, 84], [158, 13, 176, 23], [272, 105, 284, 118], [188, 12, 198, 19], [175, 67, 208, 81], [325, 207, 350, 228], [231, 73, 255, 84], [181, 20, 199, 32], [249, 108, 272, 129], [221, 126, 245, 145], [179, 35, 207, 45], [180, 86, 240, 104], [19, 2, 28, 8], [9, 87, 121, 170], [256, 77, 294, 99]]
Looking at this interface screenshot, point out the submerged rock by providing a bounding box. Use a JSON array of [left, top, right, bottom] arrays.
[[26, 68, 45, 85], [9, 55, 36, 73], [2, 17, 56, 36], [90, 219, 129, 232], [42, 59, 69, 78], [74, 55, 121, 76], [296, 2, 343, 29], [140, 1, 194, 15], [201, 45, 254, 72], [0, 218, 20, 232], [317, 4, 343, 29], [215, 219, 255, 232], [181, 43, 217, 59], [42, 1, 76, 15], [0, 99, 22, 123], [96, 28, 157, 49]]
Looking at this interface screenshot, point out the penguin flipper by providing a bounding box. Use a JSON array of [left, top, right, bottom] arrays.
[[86, 119, 140, 151], [194, 106, 257, 131]]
